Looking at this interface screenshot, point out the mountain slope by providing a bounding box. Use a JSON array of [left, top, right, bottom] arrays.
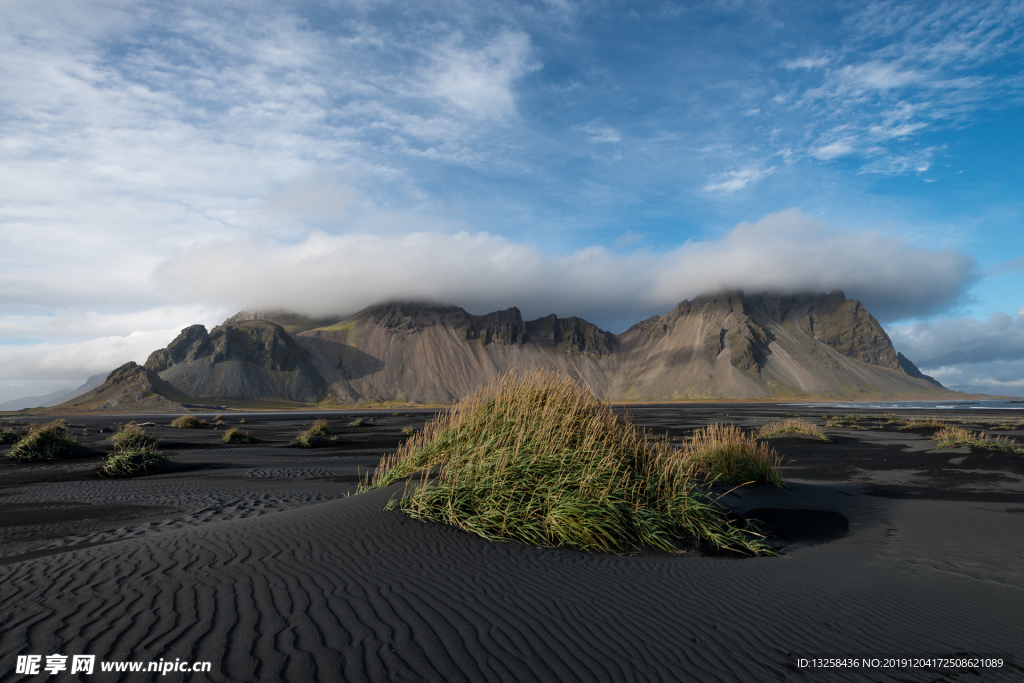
[[606, 291, 946, 400], [292, 303, 613, 404], [135, 291, 952, 406], [55, 362, 193, 412], [145, 320, 329, 403]]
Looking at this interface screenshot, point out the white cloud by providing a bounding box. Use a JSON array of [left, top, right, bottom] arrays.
[[923, 361, 1024, 397], [811, 140, 856, 160], [703, 166, 776, 193], [0, 305, 229, 343], [842, 62, 920, 90], [152, 208, 976, 329], [784, 56, 829, 69], [0, 329, 185, 382], [888, 312, 1024, 367], [580, 123, 621, 143], [427, 31, 538, 119]]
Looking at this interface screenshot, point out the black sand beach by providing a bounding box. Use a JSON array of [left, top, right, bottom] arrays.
[[1, 406, 1022, 682]]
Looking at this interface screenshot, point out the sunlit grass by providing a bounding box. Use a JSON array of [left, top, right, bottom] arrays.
[[222, 427, 253, 444], [754, 418, 830, 443], [363, 370, 775, 555], [7, 420, 78, 461], [933, 426, 1023, 453], [101, 423, 166, 476], [170, 415, 204, 429]]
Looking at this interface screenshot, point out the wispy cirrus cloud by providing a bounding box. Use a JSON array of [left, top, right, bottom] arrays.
[[703, 166, 776, 194]]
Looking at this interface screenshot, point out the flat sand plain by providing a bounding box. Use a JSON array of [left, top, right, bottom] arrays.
[[1, 406, 1022, 682]]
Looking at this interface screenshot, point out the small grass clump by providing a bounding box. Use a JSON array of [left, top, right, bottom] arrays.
[[401, 426, 415, 436], [101, 423, 165, 476], [293, 430, 315, 448], [755, 418, 830, 443], [364, 371, 773, 555], [308, 419, 330, 436], [110, 423, 158, 451], [349, 418, 365, 428], [896, 416, 949, 431], [933, 426, 1023, 453], [823, 414, 867, 429], [222, 427, 253, 444], [170, 415, 204, 429], [101, 448, 167, 477], [0, 427, 20, 445], [7, 420, 78, 461], [686, 424, 784, 487]]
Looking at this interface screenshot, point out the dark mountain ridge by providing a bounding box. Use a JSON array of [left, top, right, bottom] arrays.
[[52, 290, 954, 410]]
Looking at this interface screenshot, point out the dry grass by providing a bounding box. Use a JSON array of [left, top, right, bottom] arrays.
[[933, 426, 1023, 453], [170, 415, 204, 429], [754, 418, 830, 443], [100, 422, 166, 476], [822, 414, 870, 429], [109, 423, 158, 451], [7, 420, 78, 461], [363, 370, 775, 555], [293, 430, 315, 447], [349, 418, 365, 427], [896, 416, 950, 431], [308, 419, 330, 436], [686, 424, 785, 486], [0, 427, 20, 445], [222, 427, 253, 444]]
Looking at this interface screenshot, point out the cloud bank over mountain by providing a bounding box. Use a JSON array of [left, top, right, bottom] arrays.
[[156, 208, 975, 330]]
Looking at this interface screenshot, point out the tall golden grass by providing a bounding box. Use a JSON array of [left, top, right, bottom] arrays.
[[364, 370, 779, 554], [933, 426, 1022, 453], [754, 418, 830, 443]]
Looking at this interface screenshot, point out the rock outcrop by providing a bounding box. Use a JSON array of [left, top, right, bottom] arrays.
[[127, 291, 951, 406], [144, 320, 329, 403], [58, 362, 192, 412]]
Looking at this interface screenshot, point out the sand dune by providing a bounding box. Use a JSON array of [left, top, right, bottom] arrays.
[[1, 408, 1021, 682]]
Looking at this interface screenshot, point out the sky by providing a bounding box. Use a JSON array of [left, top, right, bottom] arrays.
[[1, 0, 1023, 402]]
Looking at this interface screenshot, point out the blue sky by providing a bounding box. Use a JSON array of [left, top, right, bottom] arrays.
[[1, 0, 1023, 401]]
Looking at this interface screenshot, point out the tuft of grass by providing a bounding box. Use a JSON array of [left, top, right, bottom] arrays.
[[896, 416, 949, 431], [685, 424, 784, 487], [349, 418, 365, 427], [239, 418, 246, 424], [101, 446, 166, 477], [364, 370, 773, 555], [401, 426, 415, 436], [293, 430, 314, 448], [308, 419, 330, 436], [110, 423, 158, 451], [823, 414, 867, 428], [222, 427, 253, 444], [755, 418, 830, 442], [170, 415, 204, 429], [7, 420, 78, 461], [0, 427, 20, 445], [933, 426, 1023, 453]]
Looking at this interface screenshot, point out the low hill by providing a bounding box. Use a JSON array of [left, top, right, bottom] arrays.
[[55, 362, 194, 413]]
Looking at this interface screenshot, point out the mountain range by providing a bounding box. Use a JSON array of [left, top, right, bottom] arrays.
[[45, 290, 957, 413]]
